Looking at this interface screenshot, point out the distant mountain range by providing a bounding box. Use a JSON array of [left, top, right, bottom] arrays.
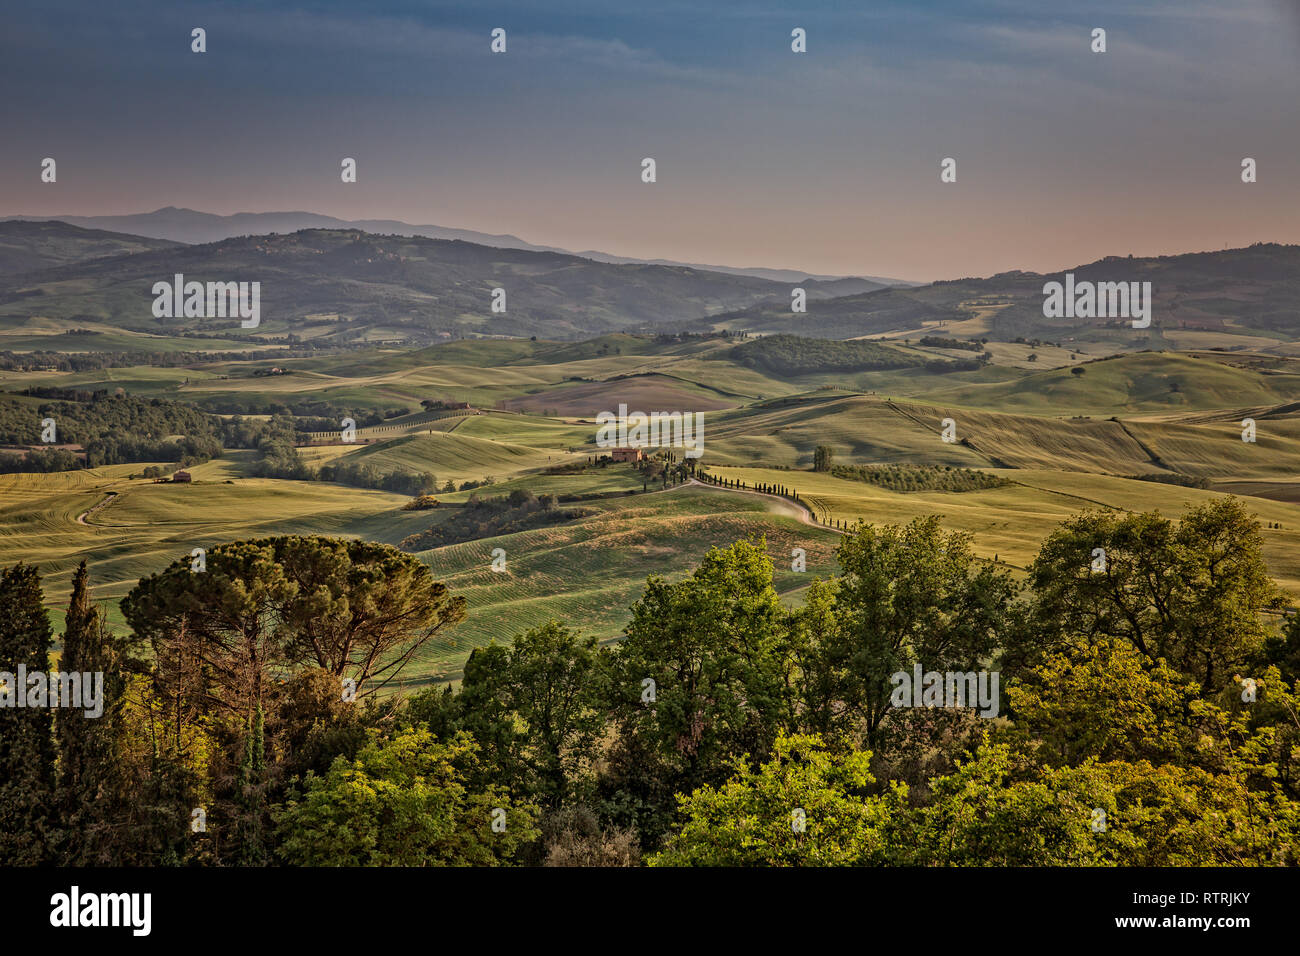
[[10, 207, 913, 288], [0, 218, 1296, 348], [0, 220, 180, 276], [682, 244, 1300, 344], [0, 221, 810, 343]]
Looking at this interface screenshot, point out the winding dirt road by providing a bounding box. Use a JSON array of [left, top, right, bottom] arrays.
[[684, 477, 845, 534], [75, 491, 118, 525]]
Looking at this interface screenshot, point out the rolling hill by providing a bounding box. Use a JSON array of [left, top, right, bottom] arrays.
[[924, 351, 1300, 416], [5, 326, 1300, 683], [692, 287, 967, 339], [911, 244, 1300, 346], [0, 224, 797, 343], [0, 219, 180, 276], [10, 207, 910, 286], [4, 220, 1297, 349], [677, 243, 1300, 348]]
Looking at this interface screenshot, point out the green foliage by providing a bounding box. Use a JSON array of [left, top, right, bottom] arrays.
[[402, 494, 442, 511], [651, 734, 901, 866], [1263, 612, 1300, 685], [400, 490, 587, 551], [314, 459, 437, 496], [235, 704, 269, 865], [609, 538, 795, 838], [8, 490, 1300, 868], [907, 740, 1300, 866], [1005, 639, 1198, 767], [918, 335, 985, 352], [458, 621, 608, 805], [218, 413, 296, 450], [55, 562, 128, 864], [0, 393, 222, 471], [814, 516, 1019, 745], [122, 535, 466, 712], [830, 463, 1010, 493], [0, 563, 57, 863], [1122, 472, 1211, 489], [723, 334, 921, 376], [238, 416, 436, 494], [1023, 499, 1284, 689], [274, 727, 538, 866], [654, 734, 1300, 866]]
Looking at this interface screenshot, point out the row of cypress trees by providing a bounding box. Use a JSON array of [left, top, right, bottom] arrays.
[[0, 562, 126, 865]]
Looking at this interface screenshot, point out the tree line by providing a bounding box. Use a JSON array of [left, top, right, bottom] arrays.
[[0, 394, 223, 472], [722, 334, 924, 376], [830, 462, 1011, 493], [2, 498, 1298, 865]]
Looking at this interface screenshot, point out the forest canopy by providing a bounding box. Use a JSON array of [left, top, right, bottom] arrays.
[[3, 500, 1299, 866]]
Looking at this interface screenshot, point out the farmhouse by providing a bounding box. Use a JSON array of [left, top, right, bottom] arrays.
[[172, 470, 192, 483], [595, 404, 705, 459], [610, 447, 644, 463]]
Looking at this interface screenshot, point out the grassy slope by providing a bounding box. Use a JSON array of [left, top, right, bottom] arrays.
[[692, 389, 1300, 479], [715, 466, 1300, 594], [923, 352, 1300, 416], [6, 337, 1300, 685], [0, 464, 410, 628], [0, 315, 273, 353], [410, 485, 841, 685], [0, 464, 841, 682], [340, 431, 576, 483]]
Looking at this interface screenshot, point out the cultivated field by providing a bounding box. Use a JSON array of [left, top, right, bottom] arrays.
[[4, 332, 1299, 684]]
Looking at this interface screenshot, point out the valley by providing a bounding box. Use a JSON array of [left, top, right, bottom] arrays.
[[4, 320, 1299, 689]]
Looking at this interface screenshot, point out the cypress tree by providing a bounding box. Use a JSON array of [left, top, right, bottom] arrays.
[[236, 704, 268, 865], [0, 563, 57, 864], [56, 562, 127, 864]]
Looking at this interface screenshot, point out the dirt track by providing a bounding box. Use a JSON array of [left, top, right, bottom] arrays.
[[685, 478, 844, 534], [75, 491, 118, 525]]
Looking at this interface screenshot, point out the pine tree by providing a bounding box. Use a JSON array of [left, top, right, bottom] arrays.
[[0, 563, 57, 864]]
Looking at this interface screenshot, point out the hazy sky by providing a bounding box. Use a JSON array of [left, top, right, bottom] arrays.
[[3, 0, 1298, 281]]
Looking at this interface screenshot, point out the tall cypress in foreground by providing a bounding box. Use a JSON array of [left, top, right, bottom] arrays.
[[56, 561, 127, 864], [236, 704, 268, 865], [0, 563, 57, 864]]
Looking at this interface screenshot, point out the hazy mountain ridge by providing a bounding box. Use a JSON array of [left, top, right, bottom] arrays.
[[701, 243, 1300, 345], [11, 207, 911, 286], [0, 219, 181, 276], [0, 224, 799, 343], [1, 218, 1296, 348]]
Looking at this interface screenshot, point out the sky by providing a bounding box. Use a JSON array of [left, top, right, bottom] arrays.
[[2, 0, 1299, 281]]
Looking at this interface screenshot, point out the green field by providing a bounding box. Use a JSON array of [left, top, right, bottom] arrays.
[[710, 465, 1300, 593], [4, 332, 1300, 685], [409, 485, 841, 685]]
